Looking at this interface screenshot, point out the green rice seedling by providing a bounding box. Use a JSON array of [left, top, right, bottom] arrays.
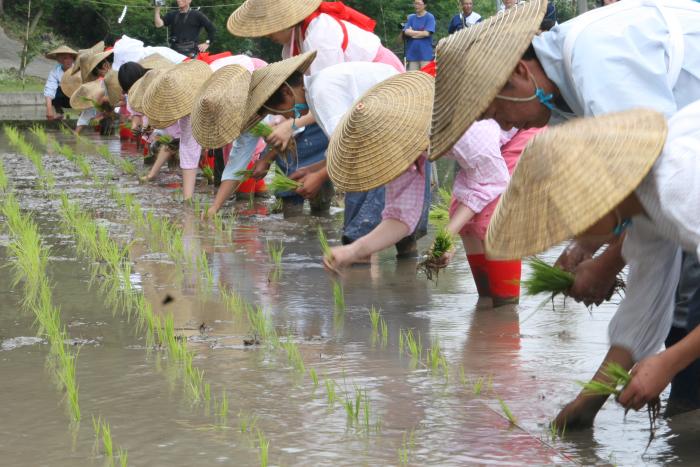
[[202, 166, 214, 184], [333, 281, 345, 311], [119, 157, 137, 176], [101, 419, 114, 458], [197, 251, 214, 286], [247, 305, 275, 344], [212, 213, 225, 232], [379, 317, 389, 347], [250, 121, 273, 138], [369, 306, 380, 334], [29, 124, 48, 147], [239, 412, 258, 433], [418, 228, 455, 282], [218, 390, 229, 424], [325, 378, 337, 407], [578, 362, 631, 397], [157, 134, 174, 145], [343, 386, 362, 425], [92, 415, 102, 450], [270, 197, 283, 214], [472, 376, 485, 395], [548, 419, 565, 441], [4, 125, 46, 176], [193, 197, 201, 216], [117, 448, 128, 467], [398, 428, 416, 466], [522, 257, 575, 297], [317, 226, 332, 260], [309, 368, 319, 388], [426, 335, 449, 379], [204, 382, 211, 402], [281, 337, 305, 373], [266, 240, 284, 268], [498, 398, 517, 425], [234, 169, 254, 179], [257, 429, 269, 467], [401, 329, 422, 363], [268, 166, 302, 194]]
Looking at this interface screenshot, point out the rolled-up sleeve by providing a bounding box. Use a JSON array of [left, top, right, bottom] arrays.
[[381, 157, 426, 233], [221, 132, 264, 182], [446, 120, 509, 213], [608, 219, 681, 362], [43, 66, 62, 99]]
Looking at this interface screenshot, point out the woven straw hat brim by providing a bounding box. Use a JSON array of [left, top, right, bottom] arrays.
[[243, 51, 317, 127], [191, 65, 252, 149], [138, 53, 175, 70], [148, 116, 179, 130], [327, 71, 434, 192], [142, 60, 213, 123], [82, 50, 114, 83], [429, 0, 547, 161], [71, 41, 105, 75], [60, 69, 82, 98], [104, 71, 122, 107], [227, 0, 321, 37], [46, 45, 78, 59], [127, 68, 170, 114], [484, 109, 668, 260], [69, 81, 104, 111]]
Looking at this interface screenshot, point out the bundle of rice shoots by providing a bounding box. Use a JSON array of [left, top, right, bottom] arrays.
[[202, 166, 214, 184], [523, 257, 625, 300], [268, 166, 302, 194], [249, 121, 273, 138], [438, 187, 452, 206], [418, 228, 455, 282], [157, 134, 174, 145], [234, 169, 254, 180], [578, 362, 630, 396], [318, 226, 332, 260]]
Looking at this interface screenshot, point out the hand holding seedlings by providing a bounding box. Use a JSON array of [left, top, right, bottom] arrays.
[[418, 228, 456, 282], [618, 354, 672, 412]]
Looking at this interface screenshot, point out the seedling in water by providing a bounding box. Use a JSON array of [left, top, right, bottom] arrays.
[[309, 368, 319, 388], [400, 329, 422, 363], [369, 306, 380, 334], [325, 378, 337, 408], [218, 390, 229, 424], [398, 428, 416, 465], [317, 226, 332, 260], [498, 398, 517, 425], [257, 429, 270, 467], [333, 281, 345, 311], [426, 335, 449, 379], [239, 412, 258, 433], [281, 337, 305, 373], [267, 240, 284, 268]]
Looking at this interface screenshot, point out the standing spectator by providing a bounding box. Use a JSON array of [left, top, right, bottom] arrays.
[[402, 0, 435, 71], [448, 0, 482, 34], [154, 0, 215, 58], [44, 46, 77, 120], [499, 0, 519, 11]]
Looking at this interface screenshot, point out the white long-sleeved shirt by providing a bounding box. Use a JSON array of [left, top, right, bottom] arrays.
[[44, 64, 64, 99], [531, 0, 700, 360]]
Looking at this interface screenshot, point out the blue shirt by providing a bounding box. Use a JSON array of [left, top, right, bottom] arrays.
[[448, 12, 482, 34], [404, 12, 435, 61]]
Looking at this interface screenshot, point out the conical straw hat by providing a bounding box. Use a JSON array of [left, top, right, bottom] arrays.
[[46, 45, 78, 60], [148, 116, 179, 130], [69, 80, 104, 111], [327, 71, 434, 192], [104, 70, 122, 107], [81, 50, 113, 83], [60, 68, 82, 97], [191, 65, 252, 149], [243, 51, 317, 130], [142, 60, 213, 123], [429, 0, 547, 161], [227, 0, 321, 37], [127, 68, 169, 114], [484, 109, 668, 260], [71, 41, 105, 75], [138, 53, 174, 70]]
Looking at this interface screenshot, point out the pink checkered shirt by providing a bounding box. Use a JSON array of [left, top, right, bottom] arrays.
[[177, 116, 202, 170], [382, 154, 427, 233], [443, 120, 511, 214]]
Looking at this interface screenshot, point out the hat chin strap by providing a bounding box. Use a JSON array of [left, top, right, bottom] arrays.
[[261, 82, 308, 118], [495, 73, 554, 110]]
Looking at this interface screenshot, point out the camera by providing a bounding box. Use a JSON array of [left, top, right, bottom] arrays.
[[152, 0, 167, 6]]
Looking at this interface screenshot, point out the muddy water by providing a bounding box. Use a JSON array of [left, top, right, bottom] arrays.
[[0, 130, 692, 466]]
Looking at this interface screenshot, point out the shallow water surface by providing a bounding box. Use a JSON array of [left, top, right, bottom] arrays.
[[0, 130, 692, 466]]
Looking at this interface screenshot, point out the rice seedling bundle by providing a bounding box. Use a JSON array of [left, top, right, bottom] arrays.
[[325, 379, 337, 407], [268, 166, 302, 194], [29, 125, 48, 147], [0, 157, 8, 192], [157, 134, 174, 145], [234, 169, 254, 179], [317, 226, 332, 260], [333, 281, 345, 311], [202, 165, 214, 183], [523, 257, 626, 301], [257, 429, 270, 467], [309, 368, 319, 387], [250, 122, 273, 138], [4, 125, 47, 177], [418, 228, 455, 282], [281, 337, 305, 373]]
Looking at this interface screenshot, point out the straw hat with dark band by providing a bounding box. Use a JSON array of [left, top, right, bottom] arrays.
[[327, 71, 434, 192], [484, 109, 668, 260], [227, 0, 321, 37], [142, 60, 213, 124], [138, 53, 175, 70], [71, 41, 105, 75], [191, 65, 252, 149], [46, 45, 78, 60], [81, 50, 114, 83], [60, 69, 82, 98], [69, 80, 104, 111], [243, 51, 316, 129], [103, 70, 122, 107], [127, 68, 168, 114], [429, 0, 547, 161]]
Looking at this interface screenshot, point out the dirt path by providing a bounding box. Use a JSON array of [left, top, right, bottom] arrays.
[[0, 25, 54, 79]]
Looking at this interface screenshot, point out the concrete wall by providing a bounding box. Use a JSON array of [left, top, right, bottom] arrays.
[[0, 93, 44, 106]]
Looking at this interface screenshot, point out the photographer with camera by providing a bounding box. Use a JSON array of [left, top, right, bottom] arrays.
[[154, 0, 216, 58]]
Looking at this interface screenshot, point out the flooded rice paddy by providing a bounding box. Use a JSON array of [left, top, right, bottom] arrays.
[[0, 128, 695, 466]]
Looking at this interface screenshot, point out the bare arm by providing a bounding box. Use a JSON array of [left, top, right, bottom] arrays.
[[45, 96, 55, 118], [154, 7, 164, 28], [207, 180, 241, 217]]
